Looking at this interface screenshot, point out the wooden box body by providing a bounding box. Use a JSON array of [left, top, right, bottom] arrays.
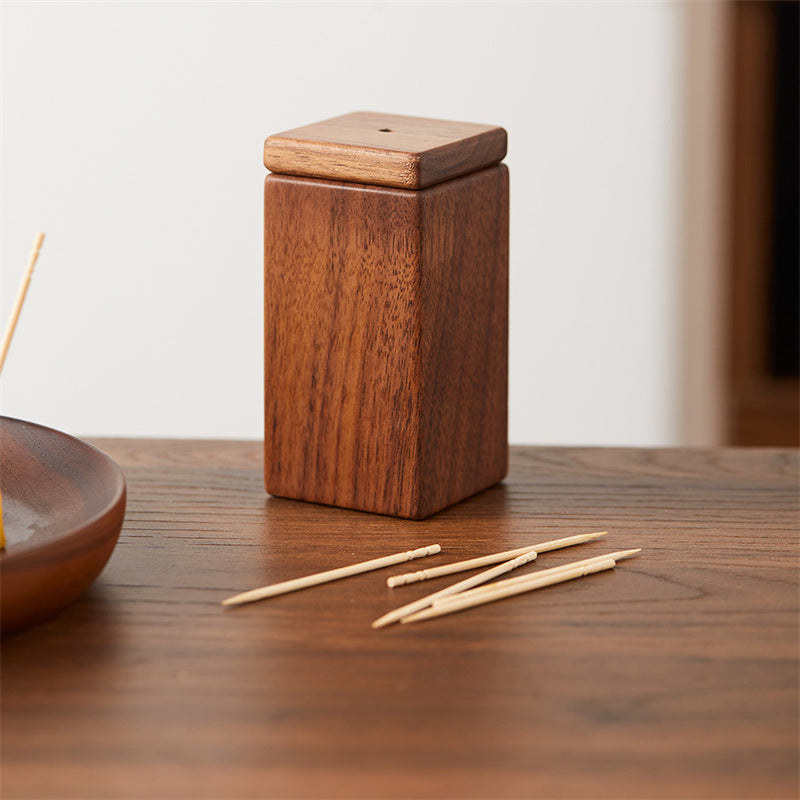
[[263, 113, 508, 519]]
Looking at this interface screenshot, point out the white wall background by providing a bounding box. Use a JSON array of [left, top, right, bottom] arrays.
[[1, 1, 683, 445]]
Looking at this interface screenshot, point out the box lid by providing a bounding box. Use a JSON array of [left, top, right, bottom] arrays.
[[263, 111, 507, 190]]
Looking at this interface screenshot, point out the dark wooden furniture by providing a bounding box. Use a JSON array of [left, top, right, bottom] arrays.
[[728, 2, 799, 446], [2, 441, 797, 799], [263, 112, 508, 519]]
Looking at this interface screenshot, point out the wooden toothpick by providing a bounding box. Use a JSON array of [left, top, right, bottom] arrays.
[[432, 549, 642, 605], [386, 531, 607, 587], [222, 544, 441, 608], [0, 233, 45, 375], [372, 548, 540, 629], [400, 549, 641, 624]]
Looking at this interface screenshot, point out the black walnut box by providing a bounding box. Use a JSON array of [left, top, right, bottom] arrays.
[[263, 111, 508, 519]]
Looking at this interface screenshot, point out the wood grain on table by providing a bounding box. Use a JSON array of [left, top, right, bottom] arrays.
[[1, 442, 797, 799]]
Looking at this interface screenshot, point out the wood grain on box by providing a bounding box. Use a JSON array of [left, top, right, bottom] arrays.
[[263, 165, 508, 519]]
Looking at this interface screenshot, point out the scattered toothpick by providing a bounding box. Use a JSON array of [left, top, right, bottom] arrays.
[[373, 531, 607, 629], [386, 531, 607, 587], [400, 549, 642, 624], [222, 544, 441, 608], [0, 233, 45, 375], [428, 549, 642, 605], [372, 548, 539, 629]]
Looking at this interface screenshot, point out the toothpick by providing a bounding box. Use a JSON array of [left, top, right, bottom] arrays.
[[386, 531, 607, 587], [222, 544, 441, 608], [403, 559, 617, 623], [401, 550, 641, 624], [434, 549, 642, 605], [0, 233, 45, 375], [372, 548, 539, 629]]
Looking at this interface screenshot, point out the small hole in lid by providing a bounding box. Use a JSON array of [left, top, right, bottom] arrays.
[[378, 128, 392, 132]]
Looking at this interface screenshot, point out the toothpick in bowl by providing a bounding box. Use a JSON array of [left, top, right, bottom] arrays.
[[0, 233, 45, 375]]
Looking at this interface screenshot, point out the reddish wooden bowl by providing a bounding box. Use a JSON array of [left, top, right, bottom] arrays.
[[0, 416, 126, 635]]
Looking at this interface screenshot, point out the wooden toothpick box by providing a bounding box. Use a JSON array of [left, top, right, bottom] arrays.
[[263, 111, 508, 519]]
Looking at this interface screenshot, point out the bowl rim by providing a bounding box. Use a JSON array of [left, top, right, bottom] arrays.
[[0, 415, 127, 568]]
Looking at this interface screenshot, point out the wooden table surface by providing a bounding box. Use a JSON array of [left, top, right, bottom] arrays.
[[2, 442, 797, 799]]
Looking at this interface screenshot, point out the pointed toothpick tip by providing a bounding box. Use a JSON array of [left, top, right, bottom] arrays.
[[574, 530, 608, 544], [612, 548, 642, 560]]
